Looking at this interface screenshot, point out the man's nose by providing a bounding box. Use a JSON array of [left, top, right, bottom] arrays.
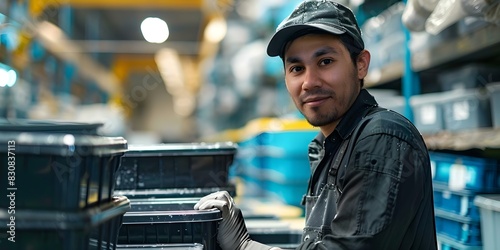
[[302, 67, 321, 90]]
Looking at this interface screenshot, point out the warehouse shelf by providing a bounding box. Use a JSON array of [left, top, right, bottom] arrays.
[[412, 25, 500, 72], [423, 127, 500, 151], [365, 24, 500, 87], [365, 61, 403, 88]]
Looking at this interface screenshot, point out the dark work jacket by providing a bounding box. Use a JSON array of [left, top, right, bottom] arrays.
[[297, 89, 438, 250]]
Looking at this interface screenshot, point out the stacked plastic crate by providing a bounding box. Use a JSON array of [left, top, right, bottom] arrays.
[[488, 82, 500, 129], [411, 64, 500, 136], [233, 129, 315, 250], [430, 151, 500, 249], [473, 194, 500, 250], [113, 142, 238, 250], [362, 2, 406, 75], [236, 130, 317, 208], [0, 120, 130, 250]]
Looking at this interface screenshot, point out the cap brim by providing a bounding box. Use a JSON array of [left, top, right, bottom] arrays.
[[266, 23, 346, 57]]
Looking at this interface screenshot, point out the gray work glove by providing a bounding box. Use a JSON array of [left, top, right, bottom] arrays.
[[194, 191, 281, 250]]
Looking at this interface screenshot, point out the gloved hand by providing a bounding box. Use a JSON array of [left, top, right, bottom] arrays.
[[194, 191, 281, 250]]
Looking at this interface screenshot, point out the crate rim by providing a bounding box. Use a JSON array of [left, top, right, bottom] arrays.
[[434, 208, 480, 224], [474, 194, 500, 212], [115, 243, 204, 249], [122, 209, 222, 224], [0, 196, 131, 230], [0, 118, 103, 133], [0, 132, 127, 156], [113, 185, 237, 198], [124, 142, 237, 157]]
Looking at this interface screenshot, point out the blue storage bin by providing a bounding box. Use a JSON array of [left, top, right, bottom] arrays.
[[429, 151, 499, 191], [438, 64, 500, 91], [237, 137, 259, 155], [438, 234, 483, 250], [240, 174, 267, 197], [378, 2, 405, 39], [265, 180, 308, 207], [410, 92, 445, 135], [257, 132, 315, 183], [229, 140, 260, 180], [261, 157, 310, 183], [488, 82, 500, 128], [441, 89, 491, 132], [434, 209, 482, 246], [236, 131, 316, 183], [474, 194, 500, 250], [457, 17, 491, 36], [256, 131, 317, 156], [378, 33, 405, 67], [236, 130, 316, 204], [433, 183, 481, 220]]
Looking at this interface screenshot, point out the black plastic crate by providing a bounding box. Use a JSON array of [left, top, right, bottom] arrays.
[[115, 142, 237, 190], [0, 196, 130, 250], [0, 131, 127, 211], [128, 197, 201, 212], [0, 119, 103, 135], [116, 243, 204, 249], [118, 198, 222, 250], [248, 228, 302, 249], [113, 185, 237, 199]]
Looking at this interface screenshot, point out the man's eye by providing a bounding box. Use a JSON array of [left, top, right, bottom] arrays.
[[290, 66, 303, 73], [320, 59, 333, 65]]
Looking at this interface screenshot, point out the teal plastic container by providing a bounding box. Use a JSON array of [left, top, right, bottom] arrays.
[[474, 194, 500, 250], [237, 131, 316, 183], [429, 151, 499, 191], [434, 208, 482, 245]]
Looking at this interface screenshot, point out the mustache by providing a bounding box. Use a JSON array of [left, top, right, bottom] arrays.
[[300, 89, 334, 102]]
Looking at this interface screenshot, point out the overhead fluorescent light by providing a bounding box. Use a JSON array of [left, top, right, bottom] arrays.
[[0, 63, 17, 87], [141, 17, 170, 44], [204, 16, 227, 43]]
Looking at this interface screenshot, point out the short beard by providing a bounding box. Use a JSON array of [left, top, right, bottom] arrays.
[[297, 88, 340, 127], [301, 107, 340, 127]]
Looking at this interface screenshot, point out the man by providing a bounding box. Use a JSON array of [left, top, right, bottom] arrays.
[[195, 1, 438, 249]]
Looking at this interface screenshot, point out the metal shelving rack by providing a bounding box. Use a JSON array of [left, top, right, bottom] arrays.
[[412, 24, 500, 72], [362, 11, 500, 153]]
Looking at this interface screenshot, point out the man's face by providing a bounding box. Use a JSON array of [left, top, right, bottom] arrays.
[[283, 33, 365, 135]]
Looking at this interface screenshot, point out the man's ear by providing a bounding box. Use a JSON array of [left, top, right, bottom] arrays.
[[356, 50, 370, 80]]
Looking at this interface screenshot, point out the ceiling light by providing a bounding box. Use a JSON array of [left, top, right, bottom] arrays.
[[155, 48, 184, 94], [204, 16, 227, 43], [37, 21, 65, 43], [6, 69, 17, 87], [141, 17, 169, 44], [0, 63, 16, 87], [173, 94, 196, 117]]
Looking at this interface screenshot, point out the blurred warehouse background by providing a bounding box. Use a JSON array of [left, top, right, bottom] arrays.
[[0, 0, 309, 144], [1, 0, 499, 145], [2, 1, 500, 249]]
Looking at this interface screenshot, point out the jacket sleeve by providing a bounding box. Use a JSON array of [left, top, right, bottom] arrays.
[[296, 132, 432, 250]]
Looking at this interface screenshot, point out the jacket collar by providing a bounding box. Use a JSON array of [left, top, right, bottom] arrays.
[[328, 89, 378, 141]]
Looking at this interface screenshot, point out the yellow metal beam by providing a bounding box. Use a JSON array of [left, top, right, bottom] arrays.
[[30, 0, 203, 16], [112, 55, 158, 85], [65, 0, 203, 9]]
